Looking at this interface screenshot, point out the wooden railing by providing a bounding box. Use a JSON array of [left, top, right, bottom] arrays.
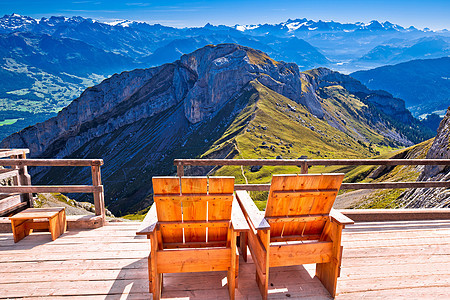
[[174, 158, 450, 191], [0, 152, 105, 224], [0, 149, 31, 216]]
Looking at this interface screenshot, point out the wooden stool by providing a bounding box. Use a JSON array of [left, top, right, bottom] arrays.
[[10, 207, 66, 243]]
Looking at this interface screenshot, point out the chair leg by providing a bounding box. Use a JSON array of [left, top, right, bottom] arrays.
[[316, 261, 339, 297], [11, 219, 31, 243], [255, 270, 268, 300], [316, 222, 343, 298], [152, 273, 162, 300], [235, 248, 239, 289], [148, 255, 152, 294], [247, 229, 270, 300], [150, 233, 162, 300], [151, 257, 162, 300], [228, 229, 237, 300], [227, 269, 236, 300], [240, 232, 248, 262]]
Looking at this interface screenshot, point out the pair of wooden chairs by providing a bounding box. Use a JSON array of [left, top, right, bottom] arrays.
[[137, 174, 353, 299]]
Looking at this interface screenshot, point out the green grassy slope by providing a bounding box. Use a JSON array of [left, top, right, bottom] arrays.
[[204, 80, 395, 184], [199, 80, 435, 211]]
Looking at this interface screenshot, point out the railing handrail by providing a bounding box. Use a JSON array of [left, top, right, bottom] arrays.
[[174, 158, 450, 191], [174, 158, 450, 166], [0, 149, 29, 158], [0, 185, 103, 193], [0, 159, 103, 166], [234, 181, 450, 191]]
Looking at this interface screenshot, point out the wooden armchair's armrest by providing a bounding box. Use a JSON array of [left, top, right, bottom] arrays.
[[330, 208, 354, 226], [235, 190, 270, 231], [231, 197, 250, 233], [136, 204, 158, 236]]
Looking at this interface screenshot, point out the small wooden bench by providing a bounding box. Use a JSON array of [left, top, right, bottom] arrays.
[[10, 207, 66, 242]]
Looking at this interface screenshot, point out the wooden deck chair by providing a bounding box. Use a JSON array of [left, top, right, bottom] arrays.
[[235, 173, 354, 299], [137, 176, 248, 300]]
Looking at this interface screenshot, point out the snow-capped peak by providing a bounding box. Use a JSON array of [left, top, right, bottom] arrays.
[[234, 24, 260, 32], [233, 18, 420, 33], [106, 19, 126, 26]]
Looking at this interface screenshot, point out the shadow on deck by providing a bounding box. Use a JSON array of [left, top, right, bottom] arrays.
[[0, 219, 449, 299]]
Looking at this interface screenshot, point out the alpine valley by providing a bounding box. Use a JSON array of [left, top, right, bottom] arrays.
[[0, 44, 434, 215]]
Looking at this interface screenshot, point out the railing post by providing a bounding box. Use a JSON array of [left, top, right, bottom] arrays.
[[10, 152, 33, 208], [91, 165, 106, 224], [300, 161, 308, 174], [177, 162, 184, 177], [10, 155, 19, 186]]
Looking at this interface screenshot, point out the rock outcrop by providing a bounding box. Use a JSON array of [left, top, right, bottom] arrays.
[[399, 107, 450, 208]]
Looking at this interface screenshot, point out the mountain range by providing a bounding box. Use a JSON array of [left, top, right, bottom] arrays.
[[0, 44, 434, 215], [351, 57, 450, 119], [234, 19, 419, 33], [0, 13, 449, 140], [357, 36, 450, 65]]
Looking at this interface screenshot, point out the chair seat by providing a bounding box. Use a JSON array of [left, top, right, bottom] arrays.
[[270, 239, 320, 246]]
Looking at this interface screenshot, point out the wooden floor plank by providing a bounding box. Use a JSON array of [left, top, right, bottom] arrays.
[[0, 240, 148, 252], [342, 228, 450, 239], [340, 262, 450, 279], [0, 251, 149, 261], [342, 243, 450, 258], [0, 268, 149, 284], [0, 258, 148, 273], [341, 254, 450, 267], [336, 286, 450, 299], [338, 274, 450, 293], [0, 279, 150, 298], [342, 237, 449, 250]]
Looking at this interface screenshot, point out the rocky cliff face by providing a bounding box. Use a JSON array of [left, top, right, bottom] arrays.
[[399, 107, 450, 208], [2, 44, 306, 157], [0, 43, 432, 214], [178, 45, 303, 123]]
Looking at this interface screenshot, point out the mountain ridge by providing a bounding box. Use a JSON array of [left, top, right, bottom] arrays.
[[3, 14, 441, 34], [351, 57, 450, 119]]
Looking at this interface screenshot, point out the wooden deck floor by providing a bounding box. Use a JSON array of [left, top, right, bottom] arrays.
[[0, 219, 449, 299]]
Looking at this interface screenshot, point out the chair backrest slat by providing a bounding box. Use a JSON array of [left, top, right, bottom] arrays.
[[265, 173, 344, 238], [153, 177, 183, 243], [208, 177, 234, 242], [181, 177, 208, 243]]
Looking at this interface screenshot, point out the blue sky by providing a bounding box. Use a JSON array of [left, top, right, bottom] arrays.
[[1, 0, 449, 30]]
